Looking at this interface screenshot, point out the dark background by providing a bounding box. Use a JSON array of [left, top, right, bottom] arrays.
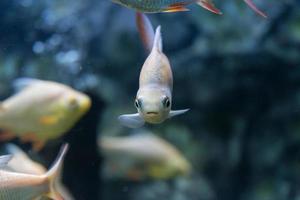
[[0, 0, 300, 199]]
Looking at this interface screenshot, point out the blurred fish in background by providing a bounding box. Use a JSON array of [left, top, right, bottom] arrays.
[[0, 78, 91, 151], [0, 143, 68, 200], [2, 143, 74, 200], [99, 132, 191, 180]]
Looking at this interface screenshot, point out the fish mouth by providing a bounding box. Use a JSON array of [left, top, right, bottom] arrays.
[[80, 97, 92, 112], [146, 112, 159, 115]]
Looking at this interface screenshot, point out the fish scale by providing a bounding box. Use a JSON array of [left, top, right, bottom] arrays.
[[0, 171, 47, 200]]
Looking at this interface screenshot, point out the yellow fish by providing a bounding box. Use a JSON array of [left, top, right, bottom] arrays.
[[118, 23, 189, 128], [4, 143, 74, 200], [99, 133, 191, 180], [0, 143, 68, 200], [0, 78, 91, 150]]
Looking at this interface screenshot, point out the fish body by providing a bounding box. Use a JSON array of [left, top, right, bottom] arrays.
[[119, 21, 189, 128], [0, 79, 91, 150], [112, 0, 222, 14], [113, 0, 193, 13], [99, 133, 191, 180], [0, 171, 48, 200], [0, 144, 68, 200], [4, 144, 45, 175], [113, 0, 267, 17]]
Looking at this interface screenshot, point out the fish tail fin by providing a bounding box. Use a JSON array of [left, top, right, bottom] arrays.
[[152, 25, 162, 52], [136, 12, 155, 53], [244, 0, 267, 18], [196, 0, 222, 14], [45, 143, 69, 200]]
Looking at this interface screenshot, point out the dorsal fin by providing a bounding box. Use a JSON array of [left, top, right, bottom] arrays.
[[45, 143, 69, 200], [13, 78, 43, 91], [197, 0, 222, 14], [136, 13, 155, 53], [0, 155, 12, 167], [152, 26, 162, 52]]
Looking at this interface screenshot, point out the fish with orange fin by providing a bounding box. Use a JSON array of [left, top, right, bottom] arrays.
[[113, 0, 267, 17], [0, 143, 69, 200], [112, 0, 222, 14], [0, 78, 91, 151]]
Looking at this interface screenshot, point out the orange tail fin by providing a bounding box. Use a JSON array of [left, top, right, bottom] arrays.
[[197, 0, 222, 14], [244, 0, 267, 18], [136, 13, 155, 53]]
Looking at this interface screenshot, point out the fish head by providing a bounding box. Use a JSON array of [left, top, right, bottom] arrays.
[[172, 156, 191, 176], [136, 85, 171, 124], [60, 90, 91, 117], [161, 155, 191, 179]]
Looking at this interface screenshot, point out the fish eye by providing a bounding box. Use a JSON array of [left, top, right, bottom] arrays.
[[162, 97, 170, 108], [69, 97, 79, 109], [135, 99, 141, 108]]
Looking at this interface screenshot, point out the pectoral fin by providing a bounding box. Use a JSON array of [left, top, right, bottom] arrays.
[[0, 131, 15, 141], [197, 0, 222, 14], [32, 140, 46, 152], [163, 3, 190, 12], [244, 0, 267, 18], [118, 113, 145, 128], [168, 109, 189, 118], [0, 155, 12, 167]]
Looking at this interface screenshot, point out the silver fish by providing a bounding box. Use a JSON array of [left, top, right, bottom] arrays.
[[4, 143, 74, 200], [0, 144, 69, 200], [118, 21, 189, 128]]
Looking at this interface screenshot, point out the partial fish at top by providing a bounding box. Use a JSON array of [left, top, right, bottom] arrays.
[[112, 0, 222, 14], [118, 14, 189, 128], [112, 0, 267, 17]]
